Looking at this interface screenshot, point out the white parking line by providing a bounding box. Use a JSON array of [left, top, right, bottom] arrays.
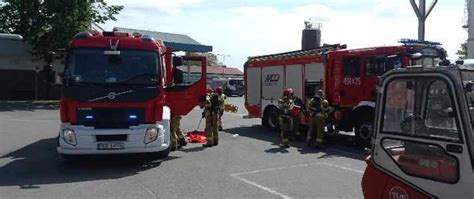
[[230, 174, 293, 199], [319, 163, 364, 174], [229, 162, 363, 199]]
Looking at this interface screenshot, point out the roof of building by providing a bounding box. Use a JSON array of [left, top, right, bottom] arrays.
[[113, 27, 212, 53], [178, 66, 243, 75], [0, 33, 23, 41]]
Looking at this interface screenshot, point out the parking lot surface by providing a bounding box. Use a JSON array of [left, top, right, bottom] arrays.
[[0, 98, 367, 199]]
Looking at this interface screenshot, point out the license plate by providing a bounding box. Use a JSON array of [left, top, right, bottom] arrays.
[[97, 143, 125, 150]]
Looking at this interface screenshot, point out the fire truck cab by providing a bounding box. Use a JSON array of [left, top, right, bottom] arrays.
[[57, 31, 208, 159], [362, 63, 474, 198]]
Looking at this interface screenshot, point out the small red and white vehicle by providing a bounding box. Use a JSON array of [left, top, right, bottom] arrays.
[[244, 40, 446, 146], [57, 31, 207, 159], [362, 62, 474, 198]]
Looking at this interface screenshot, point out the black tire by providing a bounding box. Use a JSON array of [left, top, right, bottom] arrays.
[[262, 106, 279, 131], [355, 121, 373, 148]]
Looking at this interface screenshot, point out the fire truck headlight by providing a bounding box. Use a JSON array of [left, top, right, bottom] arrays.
[[62, 129, 77, 146], [144, 128, 160, 144]]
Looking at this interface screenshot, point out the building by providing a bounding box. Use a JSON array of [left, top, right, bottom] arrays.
[[0, 34, 62, 100], [177, 65, 243, 84]]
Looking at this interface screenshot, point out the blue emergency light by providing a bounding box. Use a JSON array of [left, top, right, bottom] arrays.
[[85, 115, 94, 119], [399, 38, 442, 46], [129, 115, 137, 119]]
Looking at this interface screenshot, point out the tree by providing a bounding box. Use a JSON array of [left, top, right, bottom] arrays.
[[457, 42, 468, 59], [185, 52, 223, 66], [0, 0, 123, 63]]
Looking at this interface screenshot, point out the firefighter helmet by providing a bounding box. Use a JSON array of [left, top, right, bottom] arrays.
[[283, 88, 294, 97], [216, 86, 223, 94], [206, 88, 214, 94]]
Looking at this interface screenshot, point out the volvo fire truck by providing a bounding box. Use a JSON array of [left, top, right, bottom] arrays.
[[361, 62, 474, 198], [244, 40, 446, 146], [57, 31, 207, 159]]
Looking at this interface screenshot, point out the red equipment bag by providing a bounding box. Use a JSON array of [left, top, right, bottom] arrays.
[[186, 130, 207, 144], [291, 106, 301, 116]]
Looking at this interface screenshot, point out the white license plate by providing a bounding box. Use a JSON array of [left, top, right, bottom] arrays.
[[97, 143, 125, 150]]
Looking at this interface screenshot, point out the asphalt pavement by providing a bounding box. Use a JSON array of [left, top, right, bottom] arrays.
[[0, 98, 367, 199]]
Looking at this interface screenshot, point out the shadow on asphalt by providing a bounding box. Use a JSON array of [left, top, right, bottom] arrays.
[[0, 101, 59, 112], [0, 137, 177, 188], [223, 125, 367, 161]]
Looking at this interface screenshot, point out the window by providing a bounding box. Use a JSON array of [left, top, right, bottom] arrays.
[[342, 58, 360, 76], [425, 81, 458, 138], [382, 139, 458, 183], [65, 49, 159, 85], [382, 79, 415, 134], [366, 56, 402, 75], [461, 70, 474, 127], [382, 78, 460, 142]]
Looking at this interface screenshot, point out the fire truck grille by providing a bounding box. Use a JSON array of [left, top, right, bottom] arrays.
[[76, 108, 145, 129]]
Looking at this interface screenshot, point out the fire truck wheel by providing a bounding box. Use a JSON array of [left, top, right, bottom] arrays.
[[355, 121, 373, 147], [263, 106, 280, 131]]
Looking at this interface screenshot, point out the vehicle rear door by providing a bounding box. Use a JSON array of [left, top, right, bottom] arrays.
[[165, 56, 206, 115], [372, 73, 474, 198]]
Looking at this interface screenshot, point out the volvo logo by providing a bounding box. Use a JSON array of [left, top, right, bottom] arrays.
[[88, 90, 134, 102]]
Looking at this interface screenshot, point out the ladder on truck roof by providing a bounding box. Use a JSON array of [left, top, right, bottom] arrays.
[[247, 44, 346, 62]]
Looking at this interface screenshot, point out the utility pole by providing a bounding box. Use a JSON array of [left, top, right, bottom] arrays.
[[410, 0, 438, 41], [466, 0, 474, 58], [216, 54, 230, 66]]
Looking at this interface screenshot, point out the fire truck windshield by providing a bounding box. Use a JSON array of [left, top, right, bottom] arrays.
[[65, 49, 160, 85]]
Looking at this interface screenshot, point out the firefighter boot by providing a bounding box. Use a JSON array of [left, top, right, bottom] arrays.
[[281, 131, 290, 148], [314, 115, 327, 149], [212, 114, 219, 146], [218, 111, 224, 131], [203, 113, 214, 147]]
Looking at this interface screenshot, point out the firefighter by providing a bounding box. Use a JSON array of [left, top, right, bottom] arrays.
[[170, 114, 187, 151], [215, 86, 227, 131], [306, 90, 330, 148], [278, 88, 297, 148], [200, 88, 220, 147]]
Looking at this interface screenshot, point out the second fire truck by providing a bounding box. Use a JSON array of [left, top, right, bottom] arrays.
[[244, 40, 446, 146]]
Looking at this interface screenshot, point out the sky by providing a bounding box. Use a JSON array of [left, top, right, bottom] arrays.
[[103, 0, 467, 70]]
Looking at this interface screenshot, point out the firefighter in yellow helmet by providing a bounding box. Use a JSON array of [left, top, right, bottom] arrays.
[[215, 86, 227, 131], [199, 88, 220, 147], [278, 88, 297, 148], [306, 90, 330, 148]]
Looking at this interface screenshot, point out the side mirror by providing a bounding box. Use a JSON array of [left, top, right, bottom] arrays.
[[173, 57, 183, 67]]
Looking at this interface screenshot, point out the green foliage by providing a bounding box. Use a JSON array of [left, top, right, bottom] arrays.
[[0, 0, 123, 62], [457, 42, 467, 59], [185, 52, 223, 66]]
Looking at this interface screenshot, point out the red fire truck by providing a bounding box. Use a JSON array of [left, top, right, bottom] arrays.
[[362, 62, 474, 198], [56, 31, 207, 159], [244, 40, 446, 146]]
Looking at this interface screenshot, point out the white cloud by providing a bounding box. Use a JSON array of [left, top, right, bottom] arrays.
[[106, 0, 204, 15]]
